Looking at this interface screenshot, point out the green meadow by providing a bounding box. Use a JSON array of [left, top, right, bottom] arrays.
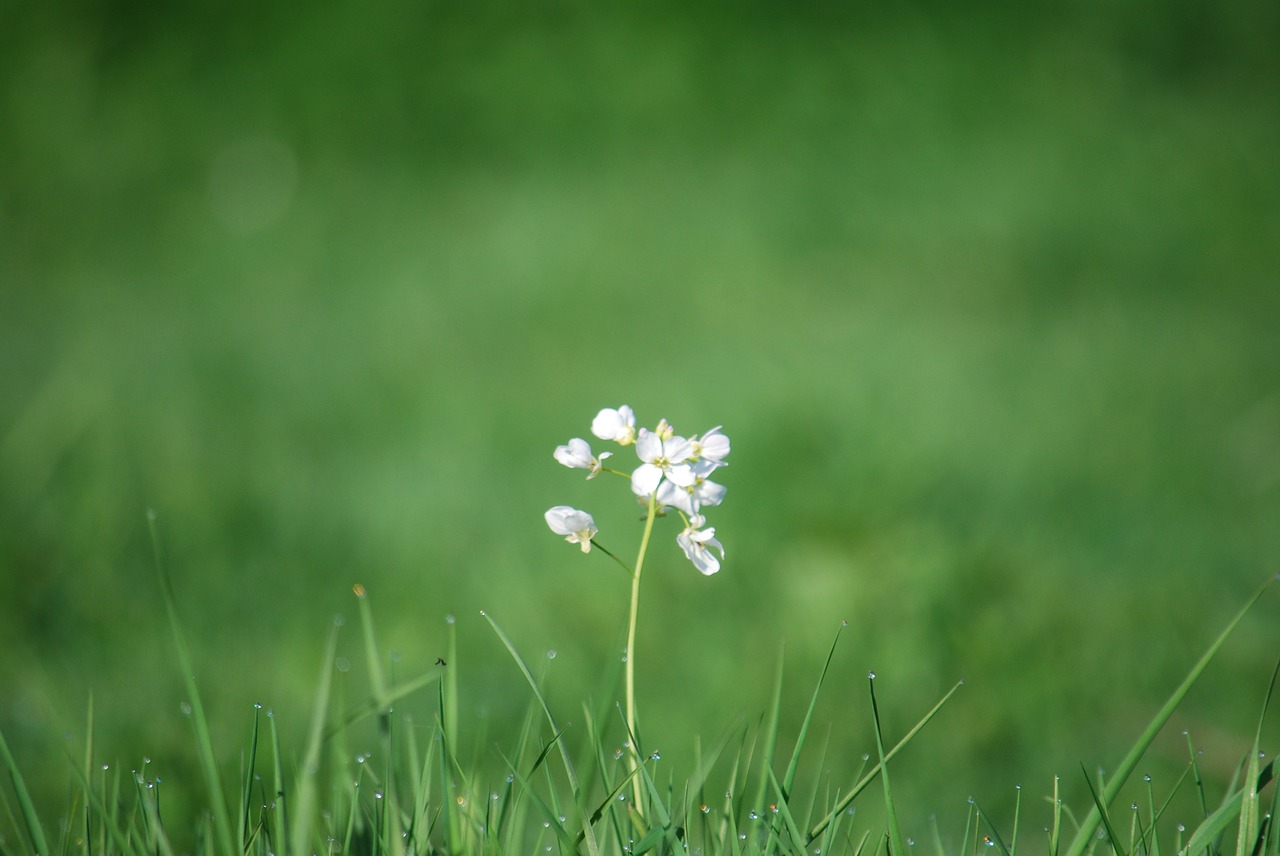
[[2, 1, 1278, 851]]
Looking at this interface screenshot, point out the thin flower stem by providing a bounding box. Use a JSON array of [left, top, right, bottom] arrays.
[[625, 491, 659, 812], [589, 540, 635, 579]]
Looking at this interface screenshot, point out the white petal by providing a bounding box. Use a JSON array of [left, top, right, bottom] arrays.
[[665, 463, 697, 487], [631, 463, 663, 496], [635, 429, 661, 463]]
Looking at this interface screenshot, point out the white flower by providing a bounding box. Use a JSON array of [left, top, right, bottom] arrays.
[[591, 406, 637, 445], [689, 426, 730, 470], [553, 438, 612, 479], [544, 506, 598, 553], [677, 520, 724, 576], [631, 427, 696, 496], [656, 475, 727, 516]]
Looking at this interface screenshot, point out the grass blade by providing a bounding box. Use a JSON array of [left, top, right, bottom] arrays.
[[869, 673, 906, 856], [0, 725, 50, 856], [287, 617, 340, 856], [807, 680, 963, 842], [481, 609, 600, 856], [1063, 574, 1275, 856], [148, 509, 236, 856]]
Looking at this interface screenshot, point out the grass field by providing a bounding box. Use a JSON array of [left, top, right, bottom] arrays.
[[2, 1, 1278, 849]]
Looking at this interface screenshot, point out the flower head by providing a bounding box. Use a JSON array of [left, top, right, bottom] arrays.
[[689, 426, 730, 470], [592, 406, 637, 445], [553, 438, 612, 479], [656, 475, 727, 517], [677, 518, 724, 576], [630, 427, 696, 496], [544, 506, 598, 553]]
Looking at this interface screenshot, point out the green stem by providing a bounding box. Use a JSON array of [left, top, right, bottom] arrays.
[[625, 492, 659, 812]]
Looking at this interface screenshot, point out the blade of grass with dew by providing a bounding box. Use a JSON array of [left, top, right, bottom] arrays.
[[238, 704, 261, 851], [1063, 574, 1275, 856], [287, 618, 340, 856], [1237, 655, 1280, 856], [494, 748, 579, 854], [764, 765, 807, 851], [807, 679, 963, 843], [869, 673, 906, 856], [0, 725, 51, 856], [148, 509, 236, 856], [1080, 763, 1127, 856], [974, 802, 1012, 856], [1181, 758, 1276, 856], [1049, 775, 1062, 856], [480, 609, 600, 856]]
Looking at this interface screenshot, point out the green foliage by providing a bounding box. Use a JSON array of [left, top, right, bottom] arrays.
[[1, 582, 1275, 854]]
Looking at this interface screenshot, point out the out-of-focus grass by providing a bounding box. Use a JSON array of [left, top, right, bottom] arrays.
[[2, 0, 1278, 835]]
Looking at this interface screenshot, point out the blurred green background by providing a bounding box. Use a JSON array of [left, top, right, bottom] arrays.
[[3, 0, 1278, 840]]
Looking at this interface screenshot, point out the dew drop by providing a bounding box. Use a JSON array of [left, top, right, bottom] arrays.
[[506, 775, 514, 783], [547, 649, 557, 660], [179, 701, 192, 716], [1143, 774, 1151, 782], [614, 748, 624, 760], [479, 609, 487, 616], [375, 791, 383, 800], [868, 671, 876, 679], [1177, 824, 1185, 832], [1130, 803, 1138, 812], [558, 815, 566, 823], [446, 614, 456, 624], [650, 750, 661, 761], [333, 613, 346, 627], [335, 657, 350, 673], [748, 811, 758, 820], [253, 703, 263, 710], [907, 839, 915, 847], [700, 804, 710, 814], [739, 834, 747, 841], [841, 619, 848, 627]]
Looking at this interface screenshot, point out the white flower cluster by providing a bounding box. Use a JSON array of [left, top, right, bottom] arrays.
[[545, 405, 730, 575]]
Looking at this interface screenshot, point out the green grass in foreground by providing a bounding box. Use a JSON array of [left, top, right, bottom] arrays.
[[1, 555, 1275, 855]]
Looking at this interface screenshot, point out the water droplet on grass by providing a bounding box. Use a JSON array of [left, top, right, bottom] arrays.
[[650, 750, 661, 761], [179, 702, 192, 716], [335, 657, 350, 672], [547, 649, 557, 660], [868, 671, 876, 679], [446, 614, 456, 624]]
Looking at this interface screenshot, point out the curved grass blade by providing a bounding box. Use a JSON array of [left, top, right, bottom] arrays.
[[807, 680, 963, 842], [869, 674, 906, 856], [1063, 575, 1274, 856], [287, 618, 340, 856], [0, 725, 51, 856], [1080, 763, 1127, 856], [482, 609, 600, 856], [148, 509, 236, 856]]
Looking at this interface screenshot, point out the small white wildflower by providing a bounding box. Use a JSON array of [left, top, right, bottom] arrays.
[[591, 406, 637, 445], [553, 438, 612, 479], [689, 426, 730, 469], [656, 476, 726, 516], [676, 519, 724, 576], [544, 506, 598, 553], [631, 427, 696, 496]]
